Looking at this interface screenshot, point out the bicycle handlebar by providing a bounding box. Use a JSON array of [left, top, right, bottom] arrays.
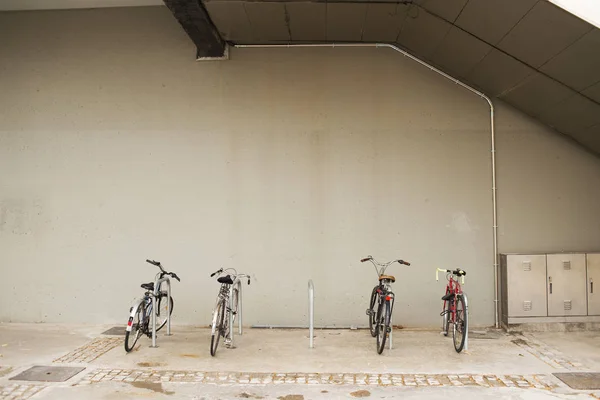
[[361, 256, 411, 267], [146, 259, 181, 282], [210, 268, 250, 285], [436, 268, 466, 282]]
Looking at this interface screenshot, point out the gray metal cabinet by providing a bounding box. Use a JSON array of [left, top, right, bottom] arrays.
[[547, 254, 587, 316], [506, 254, 547, 317], [588, 253, 600, 316]]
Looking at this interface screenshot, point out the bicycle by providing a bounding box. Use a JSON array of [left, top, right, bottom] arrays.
[[209, 267, 250, 356], [362, 255, 411, 354], [436, 268, 468, 353], [124, 259, 181, 352]]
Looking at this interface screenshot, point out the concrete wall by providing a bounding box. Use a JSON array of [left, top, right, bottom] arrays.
[[1, 6, 599, 327]]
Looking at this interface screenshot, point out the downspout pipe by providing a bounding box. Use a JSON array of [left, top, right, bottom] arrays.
[[233, 43, 500, 329]]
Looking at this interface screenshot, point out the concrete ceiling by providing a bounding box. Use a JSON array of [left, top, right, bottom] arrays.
[[1, 0, 599, 155], [203, 0, 600, 156], [0, 0, 162, 10]]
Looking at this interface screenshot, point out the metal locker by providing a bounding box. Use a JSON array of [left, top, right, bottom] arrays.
[[588, 253, 600, 316], [506, 255, 547, 317], [547, 254, 587, 316]]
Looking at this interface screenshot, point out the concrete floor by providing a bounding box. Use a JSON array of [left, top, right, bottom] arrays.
[[0, 324, 599, 399]]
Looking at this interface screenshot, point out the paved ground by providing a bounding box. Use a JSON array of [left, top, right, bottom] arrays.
[[0, 324, 599, 399]]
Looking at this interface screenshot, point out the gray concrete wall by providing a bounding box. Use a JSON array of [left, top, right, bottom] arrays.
[[1, 7, 599, 328]]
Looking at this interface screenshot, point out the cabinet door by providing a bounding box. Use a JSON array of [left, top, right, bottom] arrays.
[[507, 255, 547, 317], [547, 254, 587, 316], [588, 254, 600, 316]]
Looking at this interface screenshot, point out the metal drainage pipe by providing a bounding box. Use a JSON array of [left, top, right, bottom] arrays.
[[234, 42, 499, 329]]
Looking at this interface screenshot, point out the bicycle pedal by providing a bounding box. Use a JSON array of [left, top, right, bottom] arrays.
[[365, 309, 373, 316]]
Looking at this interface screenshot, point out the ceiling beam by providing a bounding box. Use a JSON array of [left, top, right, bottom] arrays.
[[163, 0, 226, 59]]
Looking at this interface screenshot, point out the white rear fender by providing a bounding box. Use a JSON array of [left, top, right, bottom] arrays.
[[126, 298, 145, 332]]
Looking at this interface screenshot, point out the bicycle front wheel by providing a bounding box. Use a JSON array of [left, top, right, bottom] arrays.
[[210, 300, 225, 357], [155, 294, 174, 332], [376, 300, 390, 355], [125, 303, 144, 353], [453, 295, 467, 353], [368, 287, 378, 337]]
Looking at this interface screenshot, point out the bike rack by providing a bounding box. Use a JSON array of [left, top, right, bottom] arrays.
[[308, 280, 314, 349], [389, 313, 393, 350], [463, 293, 469, 351], [150, 276, 171, 348], [228, 278, 243, 348]]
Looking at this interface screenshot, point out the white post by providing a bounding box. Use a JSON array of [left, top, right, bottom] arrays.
[[166, 280, 172, 336], [229, 284, 235, 348], [389, 312, 393, 350], [463, 293, 469, 351], [238, 281, 243, 335], [150, 295, 158, 348], [308, 280, 314, 348]]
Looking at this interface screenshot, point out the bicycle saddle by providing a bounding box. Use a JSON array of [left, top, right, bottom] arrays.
[[141, 282, 154, 291], [217, 275, 234, 285], [442, 293, 453, 301], [378, 275, 396, 283]]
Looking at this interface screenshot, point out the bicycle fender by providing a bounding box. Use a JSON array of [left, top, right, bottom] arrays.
[[126, 298, 145, 332]]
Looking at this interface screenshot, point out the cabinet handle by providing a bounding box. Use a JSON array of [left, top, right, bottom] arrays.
[[591, 279, 594, 294], [549, 276, 552, 294]]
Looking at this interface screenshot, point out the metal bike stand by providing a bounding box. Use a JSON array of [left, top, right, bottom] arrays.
[[389, 314, 393, 350], [463, 293, 469, 351], [150, 276, 171, 348], [228, 279, 243, 349], [308, 280, 314, 349]]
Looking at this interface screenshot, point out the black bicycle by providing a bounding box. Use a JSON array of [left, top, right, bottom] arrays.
[[124, 259, 180, 352], [362, 255, 411, 354]]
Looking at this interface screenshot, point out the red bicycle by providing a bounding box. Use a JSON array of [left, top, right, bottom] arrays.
[[436, 268, 468, 353]]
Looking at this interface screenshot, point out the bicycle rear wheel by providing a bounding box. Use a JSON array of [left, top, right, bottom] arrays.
[[210, 300, 225, 356], [125, 303, 144, 353], [376, 300, 390, 355], [368, 286, 378, 337], [155, 294, 174, 332], [453, 295, 467, 353]]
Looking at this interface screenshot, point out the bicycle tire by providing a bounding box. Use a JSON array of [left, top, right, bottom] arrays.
[[210, 300, 225, 357], [453, 295, 467, 353], [155, 294, 174, 332], [376, 300, 390, 355], [368, 286, 378, 337], [125, 303, 144, 353]]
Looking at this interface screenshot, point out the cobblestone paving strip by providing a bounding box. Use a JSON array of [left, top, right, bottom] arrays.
[[53, 337, 121, 364], [511, 334, 590, 371], [0, 384, 45, 400], [76, 369, 557, 390]]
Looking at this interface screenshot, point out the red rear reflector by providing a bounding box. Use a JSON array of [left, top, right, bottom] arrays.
[[127, 320, 132, 327], [386, 295, 391, 301]]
